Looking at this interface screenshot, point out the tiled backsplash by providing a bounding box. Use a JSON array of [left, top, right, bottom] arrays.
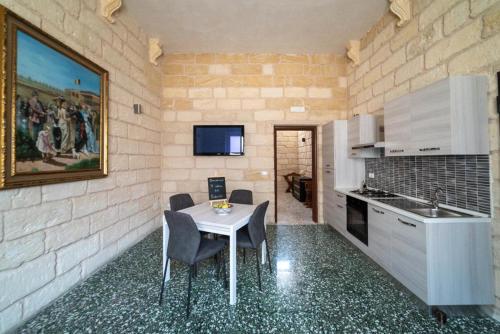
[[365, 155, 491, 215]]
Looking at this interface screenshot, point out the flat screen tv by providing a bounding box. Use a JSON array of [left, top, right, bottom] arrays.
[[193, 125, 244, 156]]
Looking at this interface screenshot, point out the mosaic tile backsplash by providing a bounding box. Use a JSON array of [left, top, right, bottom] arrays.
[[365, 155, 491, 215]]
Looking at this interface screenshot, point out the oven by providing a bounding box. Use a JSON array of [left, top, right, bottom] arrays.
[[346, 195, 368, 245]]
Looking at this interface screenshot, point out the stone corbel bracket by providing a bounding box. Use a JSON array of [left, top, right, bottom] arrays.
[[101, 0, 122, 23], [346, 40, 360, 66], [389, 0, 411, 27], [149, 38, 163, 66]]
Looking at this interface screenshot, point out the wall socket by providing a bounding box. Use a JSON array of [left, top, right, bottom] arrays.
[[368, 172, 375, 179]]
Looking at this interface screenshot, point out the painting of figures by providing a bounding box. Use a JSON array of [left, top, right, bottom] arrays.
[[0, 7, 108, 189]]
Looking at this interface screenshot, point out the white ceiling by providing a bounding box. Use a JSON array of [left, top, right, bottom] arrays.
[[123, 0, 388, 54]]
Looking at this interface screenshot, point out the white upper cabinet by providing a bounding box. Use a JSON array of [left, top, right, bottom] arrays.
[[384, 76, 489, 156], [347, 114, 380, 158], [384, 94, 412, 156]]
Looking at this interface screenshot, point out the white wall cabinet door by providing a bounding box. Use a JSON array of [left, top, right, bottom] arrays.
[[410, 79, 452, 155], [384, 95, 412, 156]]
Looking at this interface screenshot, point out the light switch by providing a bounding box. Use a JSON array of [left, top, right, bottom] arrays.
[[369, 172, 375, 178]]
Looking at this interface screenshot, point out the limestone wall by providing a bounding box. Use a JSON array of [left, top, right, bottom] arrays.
[[297, 130, 312, 177], [161, 53, 347, 223], [0, 1, 163, 332], [276, 131, 299, 192], [347, 0, 500, 318]]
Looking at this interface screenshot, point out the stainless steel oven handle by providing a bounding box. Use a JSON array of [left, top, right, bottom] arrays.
[[398, 218, 416, 228]]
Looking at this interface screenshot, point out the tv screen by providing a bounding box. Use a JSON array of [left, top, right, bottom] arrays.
[[193, 125, 244, 156]]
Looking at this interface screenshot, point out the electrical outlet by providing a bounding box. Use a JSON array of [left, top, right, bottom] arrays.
[[369, 172, 375, 179]]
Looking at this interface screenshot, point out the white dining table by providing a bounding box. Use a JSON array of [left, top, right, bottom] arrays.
[[162, 202, 267, 305]]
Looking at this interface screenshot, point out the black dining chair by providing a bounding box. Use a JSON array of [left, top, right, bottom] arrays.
[[159, 210, 227, 317], [225, 201, 272, 290], [229, 189, 253, 205], [169, 193, 195, 211]]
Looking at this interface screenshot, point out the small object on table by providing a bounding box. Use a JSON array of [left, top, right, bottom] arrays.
[[283, 172, 301, 193], [212, 200, 233, 215]]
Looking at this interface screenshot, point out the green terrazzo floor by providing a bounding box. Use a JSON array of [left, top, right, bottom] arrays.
[[17, 225, 500, 333]]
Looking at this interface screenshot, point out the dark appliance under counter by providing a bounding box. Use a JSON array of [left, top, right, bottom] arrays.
[[346, 195, 368, 245]]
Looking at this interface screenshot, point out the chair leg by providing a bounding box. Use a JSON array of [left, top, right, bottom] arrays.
[[243, 249, 246, 264], [255, 248, 262, 291], [216, 251, 220, 281], [187, 265, 193, 318], [159, 257, 170, 305], [265, 237, 272, 273], [221, 251, 228, 289]]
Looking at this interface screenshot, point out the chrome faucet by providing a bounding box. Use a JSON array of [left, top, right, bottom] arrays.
[[431, 187, 444, 210]]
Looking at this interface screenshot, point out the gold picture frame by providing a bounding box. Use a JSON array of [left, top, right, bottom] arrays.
[[0, 6, 108, 190]]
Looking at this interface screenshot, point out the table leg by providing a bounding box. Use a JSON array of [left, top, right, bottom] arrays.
[[162, 215, 170, 282], [229, 230, 237, 305]]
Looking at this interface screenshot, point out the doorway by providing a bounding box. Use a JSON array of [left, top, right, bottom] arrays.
[[273, 125, 318, 224]]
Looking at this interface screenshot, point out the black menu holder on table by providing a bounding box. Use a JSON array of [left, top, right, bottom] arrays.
[[208, 177, 227, 205]]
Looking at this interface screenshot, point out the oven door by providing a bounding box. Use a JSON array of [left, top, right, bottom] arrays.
[[346, 195, 368, 245]]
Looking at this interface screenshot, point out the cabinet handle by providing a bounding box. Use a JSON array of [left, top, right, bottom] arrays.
[[325, 170, 331, 174], [372, 208, 384, 215], [418, 147, 440, 152], [336, 204, 344, 209], [389, 149, 404, 153], [398, 218, 416, 228], [326, 164, 331, 167], [336, 194, 344, 198]]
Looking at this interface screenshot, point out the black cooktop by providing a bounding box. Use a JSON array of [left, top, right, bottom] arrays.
[[350, 189, 401, 199]]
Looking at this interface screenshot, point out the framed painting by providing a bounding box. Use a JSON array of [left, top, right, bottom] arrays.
[[0, 6, 108, 189]]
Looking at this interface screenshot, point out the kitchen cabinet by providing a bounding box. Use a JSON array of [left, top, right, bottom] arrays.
[[347, 114, 380, 158], [367, 205, 392, 272], [384, 76, 488, 156], [390, 214, 427, 302], [384, 94, 411, 156], [366, 202, 493, 306], [322, 121, 363, 228]]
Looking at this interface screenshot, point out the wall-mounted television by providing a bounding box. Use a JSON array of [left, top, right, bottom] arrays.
[[193, 125, 244, 156]]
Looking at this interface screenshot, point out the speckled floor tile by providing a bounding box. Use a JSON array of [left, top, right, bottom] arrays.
[[16, 225, 500, 333], [277, 193, 314, 225]]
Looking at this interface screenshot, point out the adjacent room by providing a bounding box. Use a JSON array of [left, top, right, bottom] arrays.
[[275, 129, 315, 224], [1, 0, 500, 333]]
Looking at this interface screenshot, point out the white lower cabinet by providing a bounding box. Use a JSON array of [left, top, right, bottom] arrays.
[[390, 214, 427, 302], [367, 203, 493, 306], [332, 194, 346, 234], [367, 205, 392, 272], [324, 188, 346, 234]]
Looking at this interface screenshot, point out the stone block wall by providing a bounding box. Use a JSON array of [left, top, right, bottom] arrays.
[[276, 131, 299, 192], [347, 0, 500, 318], [161, 53, 347, 222], [0, 1, 162, 332], [297, 130, 312, 177]]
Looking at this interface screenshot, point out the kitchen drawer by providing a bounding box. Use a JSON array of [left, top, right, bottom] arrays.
[[332, 200, 346, 233], [333, 191, 346, 205], [390, 214, 427, 302]]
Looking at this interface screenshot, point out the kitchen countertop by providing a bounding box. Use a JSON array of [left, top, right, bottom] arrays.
[[335, 187, 491, 224]]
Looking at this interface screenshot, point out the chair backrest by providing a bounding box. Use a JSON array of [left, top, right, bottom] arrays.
[[164, 210, 201, 265], [169, 193, 195, 211], [247, 201, 269, 248], [229, 189, 253, 205]]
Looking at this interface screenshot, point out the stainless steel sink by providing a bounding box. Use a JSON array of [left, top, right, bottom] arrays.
[[407, 207, 472, 218]]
